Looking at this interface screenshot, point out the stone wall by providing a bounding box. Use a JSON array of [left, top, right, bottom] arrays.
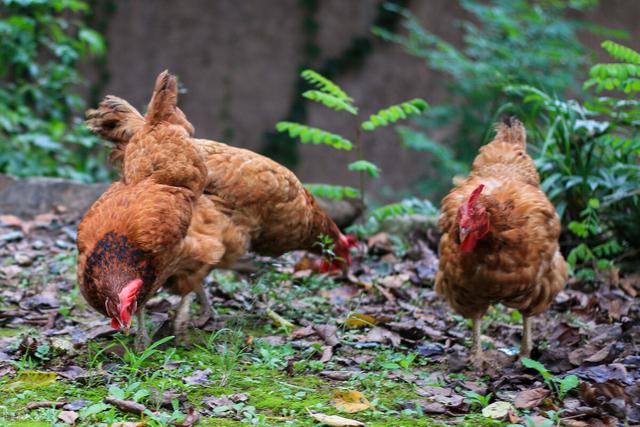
[[87, 0, 640, 199]]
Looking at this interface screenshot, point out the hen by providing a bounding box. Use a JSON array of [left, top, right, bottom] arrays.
[[78, 72, 248, 347], [435, 117, 567, 364], [84, 71, 356, 333]]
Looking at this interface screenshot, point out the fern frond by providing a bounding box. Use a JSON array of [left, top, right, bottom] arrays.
[[302, 90, 358, 115], [301, 69, 353, 102], [601, 41, 640, 65], [361, 98, 428, 131], [275, 122, 353, 150], [590, 63, 640, 81], [348, 160, 380, 178], [370, 198, 437, 221], [304, 183, 360, 200]]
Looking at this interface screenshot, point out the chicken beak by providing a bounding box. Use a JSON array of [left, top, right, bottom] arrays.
[[123, 323, 131, 336], [459, 227, 470, 243]]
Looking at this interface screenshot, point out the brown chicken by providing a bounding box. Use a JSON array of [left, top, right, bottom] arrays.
[[78, 72, 248, 348], [84, 71, 356, 340], [435, 117, 567, 364]]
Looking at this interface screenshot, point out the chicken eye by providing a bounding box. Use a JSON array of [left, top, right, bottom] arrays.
[[105, 299, 118, 317]]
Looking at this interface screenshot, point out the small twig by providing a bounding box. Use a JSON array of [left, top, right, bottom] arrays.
[[266, 308, 294, 330]]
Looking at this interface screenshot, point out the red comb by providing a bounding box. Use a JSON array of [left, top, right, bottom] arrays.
[[118, 278, 142, 311], [467, 184, 485, 206]]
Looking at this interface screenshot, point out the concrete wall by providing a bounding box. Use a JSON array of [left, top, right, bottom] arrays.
[[87, 0, 640, 199]]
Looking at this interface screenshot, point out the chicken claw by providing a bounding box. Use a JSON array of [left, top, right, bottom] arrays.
[[193, 285, 214, 328]]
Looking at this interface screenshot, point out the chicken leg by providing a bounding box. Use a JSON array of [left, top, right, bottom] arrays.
[[471, 318, 484, 368], [173, 293, 194, 344], [520, 315, 533, 357], [193, 285, 214, 328], [134, 310, 151, 351]]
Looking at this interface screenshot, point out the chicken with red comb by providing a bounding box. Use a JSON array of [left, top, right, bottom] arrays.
[[436, 117, 567, 366]]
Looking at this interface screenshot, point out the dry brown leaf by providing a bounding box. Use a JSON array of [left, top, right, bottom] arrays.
[[364, 327, 401, 347], [314, 324, 339, 347], [57, 410, 79, 425], [104, 396, 146, 414], [345, 313, 378, 328], [309, 411, 365, 426], [513, 387, 549, 409], [331, 390, 371, 413]]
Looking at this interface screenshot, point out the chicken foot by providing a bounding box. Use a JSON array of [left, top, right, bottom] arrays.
[[134, 310, 151, 351], [173, 293, 194, 344], [193, 285, 215, 328], [520, 315, 533, 358]]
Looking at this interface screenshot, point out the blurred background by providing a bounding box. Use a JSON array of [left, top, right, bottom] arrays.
[[1, 0, 639, 275]]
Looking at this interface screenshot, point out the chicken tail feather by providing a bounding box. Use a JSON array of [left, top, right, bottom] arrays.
[[85, 95, 145, 164], [145, 70, 195, 136], [494, 116, 526, 147]]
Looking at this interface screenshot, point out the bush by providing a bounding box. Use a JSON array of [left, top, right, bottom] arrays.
[[376, 0, 618, 199], [504, 42, 640, 277], [0, 0, 109, 182]]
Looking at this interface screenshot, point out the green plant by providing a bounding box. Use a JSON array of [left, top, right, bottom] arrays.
[[376, 0, 617, 199], [116, 335, 175, 374], [504, 49, 640, 274], [196, 328, 247, 386], [463, 390, 492, 411], [521, 358, 579, 402], [0, 0, 109, 181], [567, 198, 622, 279], [275, 69, 427, 202], [347, 197, 438, 237]]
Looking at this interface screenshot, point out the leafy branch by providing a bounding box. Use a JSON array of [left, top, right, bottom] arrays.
[[275, 69, 427, 202]]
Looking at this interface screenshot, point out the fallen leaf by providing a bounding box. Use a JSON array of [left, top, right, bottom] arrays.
[[331, 390, 371, 413], [319, 285, 361, 304], [308, 412, 364, 426], [320, 371, 354, 381], [345, 313, 378, 328], [405, 400, 446, 414], [175, 408, 200, 427], [482, 401, 512, 419], [57, 410, 79, 425], [104, 396, 146, 415], [320, 345, 334, 363], [314, 324, 339, 347], [364, 327, 401, 347], [513, 387, 549, 409], [26, 401, 66, 410], [184, 368, 212, 385]]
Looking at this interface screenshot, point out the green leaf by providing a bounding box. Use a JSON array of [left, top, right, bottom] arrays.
[[348, 160, 380, 177], [78, 28, 105, 55], [300, 69, 353, 101], [108, 385, 125, 400], [361, 99, 428, 131], [304, 184, 360, 200], [521, 358, 552, 382], [302, 90, 358, 114], [601, 40, 640, 65], [275, 122, 353, 150], [558, 375, 579, 399]]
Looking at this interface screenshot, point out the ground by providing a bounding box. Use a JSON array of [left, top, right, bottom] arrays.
[[0, 213, 638, 427]]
